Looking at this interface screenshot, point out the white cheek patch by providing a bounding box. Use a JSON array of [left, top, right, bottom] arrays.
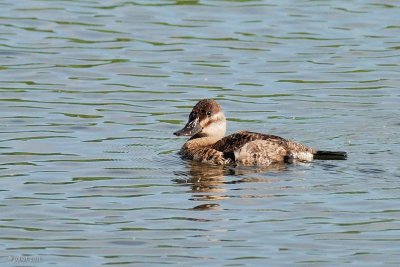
[[211, 111, 224, 121], [201, 111, 226, 137]]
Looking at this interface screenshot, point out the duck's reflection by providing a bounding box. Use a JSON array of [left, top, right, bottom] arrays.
[[173, 161, 287, 210]]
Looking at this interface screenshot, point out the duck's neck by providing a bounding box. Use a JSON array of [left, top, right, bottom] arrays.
[[186, 134, 222, 147]]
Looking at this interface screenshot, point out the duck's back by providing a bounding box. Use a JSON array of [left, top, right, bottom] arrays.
[[212, 131, 315, 165]]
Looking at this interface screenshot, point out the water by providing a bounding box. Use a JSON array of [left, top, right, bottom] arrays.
[[1, 0, 400, 266]]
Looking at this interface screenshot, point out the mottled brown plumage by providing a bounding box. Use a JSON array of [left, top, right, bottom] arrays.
[[174, 99, 346, 166], [212, 131, 315, 165]]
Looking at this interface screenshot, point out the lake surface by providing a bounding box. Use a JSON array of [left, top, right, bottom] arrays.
[[1, 0, 400, 266]]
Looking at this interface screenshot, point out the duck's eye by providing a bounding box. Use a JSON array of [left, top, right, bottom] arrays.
[[207, 111, 212, 117]]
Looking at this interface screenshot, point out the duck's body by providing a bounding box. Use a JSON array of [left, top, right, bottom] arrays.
[[174, 99, 346, 166]]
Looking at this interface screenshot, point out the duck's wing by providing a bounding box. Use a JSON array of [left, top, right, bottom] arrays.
[[212, 131, 286, 152], [211, 131, 284, 160], [212, 131, 315, 164]]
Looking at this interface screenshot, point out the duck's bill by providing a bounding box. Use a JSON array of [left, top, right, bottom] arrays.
[[174, 118, 202, 136]]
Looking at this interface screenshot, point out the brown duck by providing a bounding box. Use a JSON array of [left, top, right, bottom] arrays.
[[174, 99, 347, 165]]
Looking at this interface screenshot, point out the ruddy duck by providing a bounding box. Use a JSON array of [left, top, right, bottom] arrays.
[[174, 99, 347, 165]]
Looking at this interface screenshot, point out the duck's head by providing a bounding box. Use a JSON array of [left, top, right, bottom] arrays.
[[174, 99, 226, 139]]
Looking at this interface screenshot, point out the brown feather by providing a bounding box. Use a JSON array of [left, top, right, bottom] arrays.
[[212, 131, 315, 165]]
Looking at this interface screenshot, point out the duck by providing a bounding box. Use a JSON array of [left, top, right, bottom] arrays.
[[174, 99, 347, 166]]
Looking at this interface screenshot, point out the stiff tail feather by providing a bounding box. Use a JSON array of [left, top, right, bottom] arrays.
[[314, 150, 347, 160]]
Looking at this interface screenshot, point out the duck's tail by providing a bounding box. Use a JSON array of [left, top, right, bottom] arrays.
[[314, 150, 347, 160]]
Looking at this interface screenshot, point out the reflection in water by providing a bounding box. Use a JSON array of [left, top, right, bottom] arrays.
[[173, 160, 288, 209], [173, 161, 229, 208]]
